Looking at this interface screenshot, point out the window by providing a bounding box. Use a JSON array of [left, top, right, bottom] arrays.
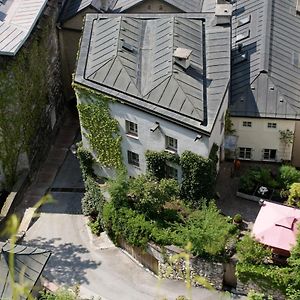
[[126, 120, 138, 137], [267, 122, 277, 129], [297, 0, 300, 14], [239, 147, 252, 159], [263, 149, 276, 160], [166, 165, 178, 180], [165, 136, 178, 152], [242, 121, 252, 127], [127, 151, 139, 167]]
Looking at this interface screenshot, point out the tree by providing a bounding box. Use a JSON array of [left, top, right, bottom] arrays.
[[128, 175, 179, 217], [287, 183, 300, 208]]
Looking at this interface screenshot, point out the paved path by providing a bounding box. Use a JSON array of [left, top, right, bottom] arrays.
[[20, 125, 244, 299]]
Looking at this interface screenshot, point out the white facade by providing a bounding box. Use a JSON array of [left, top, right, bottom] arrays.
[[232, 117, 296, 162], [80, 94, 227, 179]]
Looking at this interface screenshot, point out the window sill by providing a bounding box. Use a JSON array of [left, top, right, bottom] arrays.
[[165, 148, 177, 154], [126, 133, 139, 140], [129, 164, 141, 170]]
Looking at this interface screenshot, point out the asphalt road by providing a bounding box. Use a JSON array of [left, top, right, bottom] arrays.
[[22, 152, 244, 300]]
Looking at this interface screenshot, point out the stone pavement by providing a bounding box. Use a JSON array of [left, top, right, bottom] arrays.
[[215, 161, 261, 223], [15, 109, 79, 218]]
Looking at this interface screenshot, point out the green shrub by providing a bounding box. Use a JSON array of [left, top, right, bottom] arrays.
[[236, 234, 272, 265], [88, 219, 102, 235], [177, 201, 236, 258], [40, 288, 79, 300], [180, 151, 216, 206], [239, 173, 257, 194], [287, 183, 300, 208], [145, 150, 179, 180], [233, 214, 243, 223], [279, 165, 300, 189], [247, 290, 266, 300], [108, 171, 129, 207], [81, 176, 104, 218], [128, 175, 179, 217], [76, 143, 94, 180]]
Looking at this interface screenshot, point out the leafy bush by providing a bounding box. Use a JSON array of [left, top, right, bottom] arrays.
[[239, 173, 257, 194], [247, 290, 267, 300], [279, 165, 300, 189], [40, 288, 79, 300], [233, 214, 243, 223], [88, 219, 102, 235], [236, 234, 272, 265], [287, 183, 300, 208], [128, 175, 179, 217], [108, 171, 129, 207], [81, 176, 104, 218], [176, 201, 236, 258], [76, 142, 94, 180], [180, 151, 216, 206], [145, 150, 180, 180]]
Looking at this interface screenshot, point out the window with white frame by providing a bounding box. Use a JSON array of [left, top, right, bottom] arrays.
[[127, 150, 140, 167], [165, 136, 178, 152], [239, 147, 252, 159], [267, 122, 277, 129], [242, 121, 252, 127], [126, 120, 138, 137], [263, 149, 276, 160], [166, 165, 178, 180]]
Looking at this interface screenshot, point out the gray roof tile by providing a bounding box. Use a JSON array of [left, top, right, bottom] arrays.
[[230, 0, 300, 119], [75, 14, 231, 133], [0, 0, 48, 56]]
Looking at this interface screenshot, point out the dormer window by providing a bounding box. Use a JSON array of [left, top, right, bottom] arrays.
[[173, 48, 192, 69]]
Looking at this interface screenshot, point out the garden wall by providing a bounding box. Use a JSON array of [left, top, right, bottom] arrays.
[[118, 240, 225, 290]]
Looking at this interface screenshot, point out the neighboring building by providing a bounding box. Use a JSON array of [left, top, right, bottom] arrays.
[[0, 0, 64, 189], [74, 11, 231, 178], [252, 201, 300, 257], [0, 242, 51, 299], [58, 0, 216, 100], [229, 0, 300, 166]]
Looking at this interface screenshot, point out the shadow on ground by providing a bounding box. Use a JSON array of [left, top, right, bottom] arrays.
[[22, 237, 100, 286]]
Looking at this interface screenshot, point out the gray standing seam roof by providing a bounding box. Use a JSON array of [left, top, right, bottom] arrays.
[[0, 0, 48, 56], [230, 0, 300, 119], [59, 0, 103, 22], [111, 0, 204, 13], [75, 14, 231, 133], [0, 242, 51, 300]]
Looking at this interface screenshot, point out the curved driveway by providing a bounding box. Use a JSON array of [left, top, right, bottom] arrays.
[[23, 152, 244, 300]]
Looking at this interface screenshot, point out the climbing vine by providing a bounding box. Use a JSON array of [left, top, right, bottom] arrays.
[[76, 86, 124, 170], [0, 23, 50, 189]]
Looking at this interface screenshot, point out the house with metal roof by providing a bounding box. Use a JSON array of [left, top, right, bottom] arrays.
[[0, 242, 51, 299], [0, 0, 48, 56], [57, 0, 216, 100], [229, 0, 300, 166], [0, 0, 64, 190], [74, 10, 231, 178]]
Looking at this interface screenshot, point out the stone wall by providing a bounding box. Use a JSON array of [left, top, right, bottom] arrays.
[[236, 279, 285, 300], [158, 245, 225, 290], [0, 0, 64, 189]]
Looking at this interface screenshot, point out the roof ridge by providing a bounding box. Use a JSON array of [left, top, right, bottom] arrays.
[[259, 0, 272, 72]]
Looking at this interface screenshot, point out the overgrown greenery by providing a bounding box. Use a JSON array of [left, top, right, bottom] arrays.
[[224, 110, 236, 135], [239, 165, 300, 203], [287, 183, 300, 208], [145, 150, 180, 180], [101, 173, 237, 259], [0, 23, 50, 189], [76, 86, 123, 170], [180, 151, 216, 206], [236, 232, 300, 299]]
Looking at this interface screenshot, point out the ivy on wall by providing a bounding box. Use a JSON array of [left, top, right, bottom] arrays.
[[0, 24, 49, 189], [145, 150, 180, 180], [145, 150, 217, 206], [75, 86, 124, 171]]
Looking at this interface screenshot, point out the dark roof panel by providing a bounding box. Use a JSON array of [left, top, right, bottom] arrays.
[[75, 14, 231, 132]]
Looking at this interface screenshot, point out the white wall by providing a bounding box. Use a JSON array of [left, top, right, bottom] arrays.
[[78, 93, 213, 179], [232, 117, 296, 162]]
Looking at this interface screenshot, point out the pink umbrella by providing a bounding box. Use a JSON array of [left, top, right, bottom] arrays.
[[252, 201, 300, 252]]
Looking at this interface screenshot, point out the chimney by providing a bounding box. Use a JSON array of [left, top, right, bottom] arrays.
[[101, 0, 110, 11], [215, 0, 232, 25], [173, 48, 192, 70]]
